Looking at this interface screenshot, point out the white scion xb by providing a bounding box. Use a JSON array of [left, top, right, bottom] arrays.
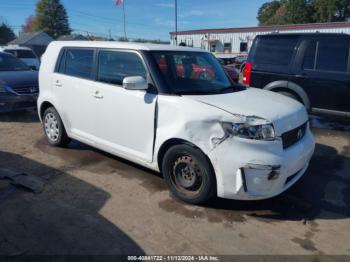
[[38, 41, 315, 204]]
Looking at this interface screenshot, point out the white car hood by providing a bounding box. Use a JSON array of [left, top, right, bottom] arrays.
[[185, 88, 308, 136]]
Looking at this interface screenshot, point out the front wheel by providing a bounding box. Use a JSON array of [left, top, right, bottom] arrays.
[[161, 144, 216, 204], [43, 107, 70, 147]]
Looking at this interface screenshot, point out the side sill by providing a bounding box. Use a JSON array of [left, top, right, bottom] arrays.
[[312, 108, 350, 118]]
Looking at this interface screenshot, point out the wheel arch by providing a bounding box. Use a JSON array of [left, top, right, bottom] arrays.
[[157, 138, 216, 178], [39, 101, 69, 133], [157, 138, 197, 171], [263, 80, 311, 111], [39, 101, 55, 121]]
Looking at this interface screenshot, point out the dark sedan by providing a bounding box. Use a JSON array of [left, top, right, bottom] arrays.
[[217, 58, 239, 83], [0, 52, 38, 112], [223, 64, 239, 83]]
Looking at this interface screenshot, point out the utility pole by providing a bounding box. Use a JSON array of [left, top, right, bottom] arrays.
[[122, 0, 127, 41], [207, 33, 210, 52], [175, 0, 178, 45]]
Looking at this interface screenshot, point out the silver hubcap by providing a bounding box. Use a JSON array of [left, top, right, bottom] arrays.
[[44, 113, 60, 142]]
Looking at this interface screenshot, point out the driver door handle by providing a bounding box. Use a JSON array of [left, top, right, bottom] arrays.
[[92, 91, 104, 99], [55, 80, 62, 87]]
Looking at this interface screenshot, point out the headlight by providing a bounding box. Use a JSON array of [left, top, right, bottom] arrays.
[[222, 116, 275, 141]]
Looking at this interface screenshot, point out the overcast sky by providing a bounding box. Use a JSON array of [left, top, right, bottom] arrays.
[[0, 0, 267, 40]]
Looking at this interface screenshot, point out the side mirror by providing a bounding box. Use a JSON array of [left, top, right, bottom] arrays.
[[29, 65, 37, 70], [123, 76, 148, 90]]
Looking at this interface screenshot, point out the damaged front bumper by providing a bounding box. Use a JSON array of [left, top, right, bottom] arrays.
[[208, 129, 315, 200]]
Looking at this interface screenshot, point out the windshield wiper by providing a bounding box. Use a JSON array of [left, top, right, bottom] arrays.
[[217, 86, 235, 93]]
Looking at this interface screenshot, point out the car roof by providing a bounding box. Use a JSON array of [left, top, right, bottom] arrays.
[[0, 45, 33, 51], [48, 41, 208, 52], [0, 51, 14, 57], [257, 32, 350, 38]]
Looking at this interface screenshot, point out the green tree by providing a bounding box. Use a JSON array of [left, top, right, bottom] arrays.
[[284, 0, 315, 24], [21, 15, 35, 33], [335, 0, 350, 21], [266, 4, 288, 25], [0, 23, 16, 45], [257, 1, 284, 25], [33, 0, 71, 39], [257, 0, 350, 25], [313, 0, 350, 22]]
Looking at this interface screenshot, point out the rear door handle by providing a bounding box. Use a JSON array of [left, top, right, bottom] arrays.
[[295, 73, 307, 78], [92, 91, 103, 99], [55, 80, 62, 87]]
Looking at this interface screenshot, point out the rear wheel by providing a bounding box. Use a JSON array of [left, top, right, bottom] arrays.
[[161, 144, 216, 204], [43, 107, 70, 147]]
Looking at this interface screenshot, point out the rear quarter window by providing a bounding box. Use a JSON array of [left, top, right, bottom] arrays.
[[254, 36, 298, 66], [5, 49, 36, 59], [301, 39, 350, 73], [316, 41, 349, 72], [55, 48, 94, 79]]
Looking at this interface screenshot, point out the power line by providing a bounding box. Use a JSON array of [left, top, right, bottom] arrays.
[[68, 9, 159, 29], [0, 3, 168, 30], [0, 2, 171, 40]]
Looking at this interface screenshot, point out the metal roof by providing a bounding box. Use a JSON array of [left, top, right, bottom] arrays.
[[48, 41, 207, 52], [57, 34, 87, 41], [170, 22, 350, 36], [9, 32, 53, 45]]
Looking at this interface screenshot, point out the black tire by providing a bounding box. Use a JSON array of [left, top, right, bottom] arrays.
[[161, 144, 216, 205], [42, 107, 70, 147]]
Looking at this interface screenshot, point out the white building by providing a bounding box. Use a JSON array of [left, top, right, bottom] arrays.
[[170, 22, 350, 57]]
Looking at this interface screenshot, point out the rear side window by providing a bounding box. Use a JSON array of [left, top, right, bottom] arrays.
[[302, 42, 316, 70], [4, 49, 36, 58], [254, 36, 298, 66], [301, 40, 349, 73], [62, 48, 94, 79], [57, 49, 66, 73], [316, 41, 349, 72], [97, 51, 147, 85]]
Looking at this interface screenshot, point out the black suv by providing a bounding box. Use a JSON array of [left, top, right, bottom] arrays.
[[244, 33, 350, 117]]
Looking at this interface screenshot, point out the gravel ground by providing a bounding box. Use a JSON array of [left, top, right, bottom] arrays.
[[0, 110, 349, 256]]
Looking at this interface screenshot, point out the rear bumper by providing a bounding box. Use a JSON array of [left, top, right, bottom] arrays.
[[208, 129, 315, 200], [0, 94, 38, 112]]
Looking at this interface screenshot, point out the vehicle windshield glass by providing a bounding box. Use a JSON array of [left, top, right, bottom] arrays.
[[151, 51, 239, 95], [0, 54, 31, 71], [5, 49, 36, 59]]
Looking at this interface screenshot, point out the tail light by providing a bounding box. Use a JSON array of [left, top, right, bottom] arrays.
[[243, 61, 252, 86]]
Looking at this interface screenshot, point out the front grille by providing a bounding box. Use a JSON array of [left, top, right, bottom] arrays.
[[281, 122, 307, 149], [11, 86, 39, 95]]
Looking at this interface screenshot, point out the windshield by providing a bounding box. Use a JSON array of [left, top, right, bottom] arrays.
[[0, 53, 31, 71], [5, 49, 37, 59], [151, 51, 238, 95]]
